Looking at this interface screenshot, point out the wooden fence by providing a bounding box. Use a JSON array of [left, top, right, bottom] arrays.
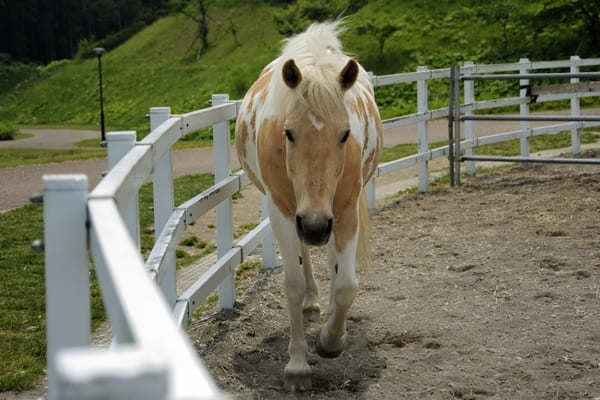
[[43, 56, 600, 399]]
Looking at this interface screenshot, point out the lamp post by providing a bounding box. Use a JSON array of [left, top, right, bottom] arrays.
[[93, 47, 106, 144]]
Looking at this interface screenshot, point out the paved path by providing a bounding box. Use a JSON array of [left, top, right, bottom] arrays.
[[1, 108, 598, 212]]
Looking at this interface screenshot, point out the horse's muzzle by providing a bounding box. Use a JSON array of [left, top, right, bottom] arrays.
[[295, 214, 332, 246]]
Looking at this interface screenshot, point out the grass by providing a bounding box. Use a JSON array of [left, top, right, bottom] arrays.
[[475, 131, 599, 156], [138, 173, 215, 255], [0, 204, 105, 391], [380, 131, 600, 164], [73, 138, 103, 148], [0, 171, 215, 392], [0, 148, 106, 169]]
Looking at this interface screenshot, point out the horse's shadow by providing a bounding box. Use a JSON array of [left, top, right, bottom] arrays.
[[233, 314, 386, 397]]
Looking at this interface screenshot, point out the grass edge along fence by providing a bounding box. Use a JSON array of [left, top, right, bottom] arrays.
[[43, 56, 600, 399]]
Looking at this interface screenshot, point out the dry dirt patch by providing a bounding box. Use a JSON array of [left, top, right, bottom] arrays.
[[189, 152, 600, 399]]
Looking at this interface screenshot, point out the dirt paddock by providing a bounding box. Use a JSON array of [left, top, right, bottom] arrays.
[[189, 153, 600, 399]]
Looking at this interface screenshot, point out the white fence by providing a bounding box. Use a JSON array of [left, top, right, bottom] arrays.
[[43, 56, 600, 399]]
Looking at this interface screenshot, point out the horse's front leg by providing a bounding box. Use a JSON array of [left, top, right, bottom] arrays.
[[268, 201, 311, 391], [316, 211, 359, 358], [301, 244, 320, 322]]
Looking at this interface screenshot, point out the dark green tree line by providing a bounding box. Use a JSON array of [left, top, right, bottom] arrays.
[[0, 0, 170, 64]]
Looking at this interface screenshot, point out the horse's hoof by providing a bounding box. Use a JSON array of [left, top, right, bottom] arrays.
[[315, 331, 346, 358], [315, 338, 343, 358], [303, 304, 320, 323], [283, 368, 312, 392]]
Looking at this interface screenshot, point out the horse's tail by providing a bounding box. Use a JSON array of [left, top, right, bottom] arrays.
[[356, 189, 371, 270]]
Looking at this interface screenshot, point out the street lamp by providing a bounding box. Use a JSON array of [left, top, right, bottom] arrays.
[[93, 47, 106, 145]]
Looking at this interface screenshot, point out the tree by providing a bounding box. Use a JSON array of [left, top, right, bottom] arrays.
[[356, 18, 400, 62]]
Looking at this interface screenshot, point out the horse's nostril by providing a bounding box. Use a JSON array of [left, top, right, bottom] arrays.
[[296, 215, 303, 231], [326, 218, 333, 232]]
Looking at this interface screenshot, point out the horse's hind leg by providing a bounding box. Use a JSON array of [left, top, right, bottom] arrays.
[[301, 245, 320, 322], [268, 201, 312, 391]]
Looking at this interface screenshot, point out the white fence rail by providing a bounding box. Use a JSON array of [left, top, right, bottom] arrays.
[[44, 56, 600, 399]]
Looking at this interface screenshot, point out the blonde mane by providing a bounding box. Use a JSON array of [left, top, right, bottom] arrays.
[[269, 21, 352, 120]]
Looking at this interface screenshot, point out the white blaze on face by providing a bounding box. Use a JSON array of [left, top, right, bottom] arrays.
[[308, 112, 324, 131]]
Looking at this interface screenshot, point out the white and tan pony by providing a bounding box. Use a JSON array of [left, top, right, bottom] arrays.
[[235, 21, 382, 391]]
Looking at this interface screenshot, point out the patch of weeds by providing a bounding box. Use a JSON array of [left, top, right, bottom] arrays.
[[175, 249, 201, 268], [207, 224, 215, 229], [196, 243, 216, 258], [232, 191, 243, 201], [195, 241, 209, 249], [234, 223, 258, 239], [190, 292, 219, 322], [180, 235, 200, 247], [202, 321, 217, 337], [0, 122, 18, 140], [176, 236, 216, 269], [236, 261, 262, 279]]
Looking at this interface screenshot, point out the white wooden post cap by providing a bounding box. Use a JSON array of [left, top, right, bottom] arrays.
[[43, 175, 88, 191], [107, 131, 136, 142], [150, 106, 171, 113], [211, 94, 229, 104]]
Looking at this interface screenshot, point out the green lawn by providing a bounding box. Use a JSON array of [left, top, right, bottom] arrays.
[[0, 172, 215, 392], [380, 131, 600, 163], [0, 204, 106, 391], [0, 148, 107, 168]]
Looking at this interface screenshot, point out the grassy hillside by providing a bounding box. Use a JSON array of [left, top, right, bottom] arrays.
[[0, 0, 598, 133], [0, 3, 283, 135]]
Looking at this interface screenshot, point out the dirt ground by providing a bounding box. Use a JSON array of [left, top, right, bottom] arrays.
[[188, 151, 600, 400]]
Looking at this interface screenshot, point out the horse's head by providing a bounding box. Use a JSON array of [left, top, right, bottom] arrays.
[[280, 58, 359, 246]]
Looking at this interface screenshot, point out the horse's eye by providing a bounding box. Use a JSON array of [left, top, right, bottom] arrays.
[[285, 129, 294, 143], [341, 130, 350, 143]]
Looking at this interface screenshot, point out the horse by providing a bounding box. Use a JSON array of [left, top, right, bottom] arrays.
[[235, 21, 383, 391]]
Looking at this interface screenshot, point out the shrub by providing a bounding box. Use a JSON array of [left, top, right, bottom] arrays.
[[0, 123, 17, 141]]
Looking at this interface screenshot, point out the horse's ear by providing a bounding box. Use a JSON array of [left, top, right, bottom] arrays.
[[282, 59, 302, 89], [339, 59, 359, 91]]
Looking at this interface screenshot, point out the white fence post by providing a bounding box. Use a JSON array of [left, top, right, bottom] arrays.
[[570, 55, 582, 155], [212, 94, 235, 310], [107, 131, 140, 250], [261, 195, 276, 269], [519, 58, 531, 157], [43, 174, 90, 400], [464, 61, 476, 175], [417, 65, 429, 192], [150, 107, 177, 306]]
